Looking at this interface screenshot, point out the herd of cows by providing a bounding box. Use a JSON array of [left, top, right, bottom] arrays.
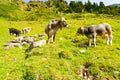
[[4, 17, 113, 49]]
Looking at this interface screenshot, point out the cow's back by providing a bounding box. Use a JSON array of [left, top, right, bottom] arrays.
[[104, 23, 112, 35], [95, 23, 112, 35], [45, 20, 60, 34]]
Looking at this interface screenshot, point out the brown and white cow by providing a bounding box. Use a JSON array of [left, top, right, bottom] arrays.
[[21, 27, 31, 34], [45, 17, 69, 43], [77, 23, 113, 47]]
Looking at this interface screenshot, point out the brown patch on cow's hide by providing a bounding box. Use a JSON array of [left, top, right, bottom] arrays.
[[49, 30, 54, 37]]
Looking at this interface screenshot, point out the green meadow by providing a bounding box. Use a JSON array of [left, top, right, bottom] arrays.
[[0, 13, 120, 80]]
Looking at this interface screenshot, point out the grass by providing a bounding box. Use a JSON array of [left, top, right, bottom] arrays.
[[0, 13, 120, 80]]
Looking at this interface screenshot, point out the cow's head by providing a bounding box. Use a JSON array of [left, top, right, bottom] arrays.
[[77, 27, 84, 35], [60, 17, 68, 30]]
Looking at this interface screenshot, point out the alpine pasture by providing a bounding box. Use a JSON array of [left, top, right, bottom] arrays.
[[0, 13, 120, 80]]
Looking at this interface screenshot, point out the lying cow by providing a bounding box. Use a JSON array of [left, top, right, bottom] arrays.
[[45, 17, 68, 43], [77, 23, 113, 47], [21, 27, 31, 34], [9, 28, 21, 36]]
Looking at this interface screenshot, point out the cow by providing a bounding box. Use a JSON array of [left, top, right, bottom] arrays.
[[45, 17, 69, 44], [8, 28, 21, 36], [77, 23, 113, 47], [21, 27, 31, 34]]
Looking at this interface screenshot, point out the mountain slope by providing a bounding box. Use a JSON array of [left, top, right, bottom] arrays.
[[109, 3, 120, 7]]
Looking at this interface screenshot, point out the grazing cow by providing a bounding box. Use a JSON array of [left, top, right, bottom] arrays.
[[45, 17, 68, 43], [21, 27, 31, 34], [9, 28, 21, 36], [77, 23, 113, 47]]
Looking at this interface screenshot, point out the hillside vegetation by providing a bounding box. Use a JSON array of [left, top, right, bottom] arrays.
[[0, 1, 120, 80], [109, 4, 120, 7]]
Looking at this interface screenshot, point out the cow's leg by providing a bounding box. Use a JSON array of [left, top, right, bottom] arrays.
[[51, 35, 54, 43], [106, 34, 109, 45], [93, 33, 97, 47], [93, 38, 96, 47], [22, 30, 24, 34], [88, 39, 92, 46], [10, 32, 13, 36], [16, 33, 18, 37], [47, 34, 50, 44], [53, 32, 56, 43], [109, 34, 113, 45]]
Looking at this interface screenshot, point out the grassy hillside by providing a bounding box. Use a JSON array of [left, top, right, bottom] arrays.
[[0, 3, 18, 17], [0, 13, 120, 80], [109, 4, 120, 7]]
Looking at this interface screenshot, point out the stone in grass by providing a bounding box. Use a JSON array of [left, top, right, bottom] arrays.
[[113, 71, 120, 74], [29, 40, 46, 48], [79, 50, 86, 53], [26, 40, 46, 53], [59, 37, 63, 40], [4, 42, 21, 49]]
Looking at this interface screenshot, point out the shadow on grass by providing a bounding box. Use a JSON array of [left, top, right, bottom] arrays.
[[73, 41, 89, 49]]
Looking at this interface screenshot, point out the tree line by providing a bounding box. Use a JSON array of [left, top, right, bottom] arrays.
[[45, 0, 120, 15], [2, 0, 120, 15], [0, 0, 120, 21]]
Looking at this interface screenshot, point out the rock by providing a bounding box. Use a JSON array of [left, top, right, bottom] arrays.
[[79, 50, 86, 53], [59, 37, 63, 40], [32, 40, 46, 47], [28, 40, 46, 51], [4, 42, 21, 49], [113, 71, 120, 74]]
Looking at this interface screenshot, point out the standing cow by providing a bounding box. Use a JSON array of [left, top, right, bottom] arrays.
[[77, 23, 113, 47], [21, 27, 31, 34], [45, 17, 69, 43], [8, 28, 21, 36]]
